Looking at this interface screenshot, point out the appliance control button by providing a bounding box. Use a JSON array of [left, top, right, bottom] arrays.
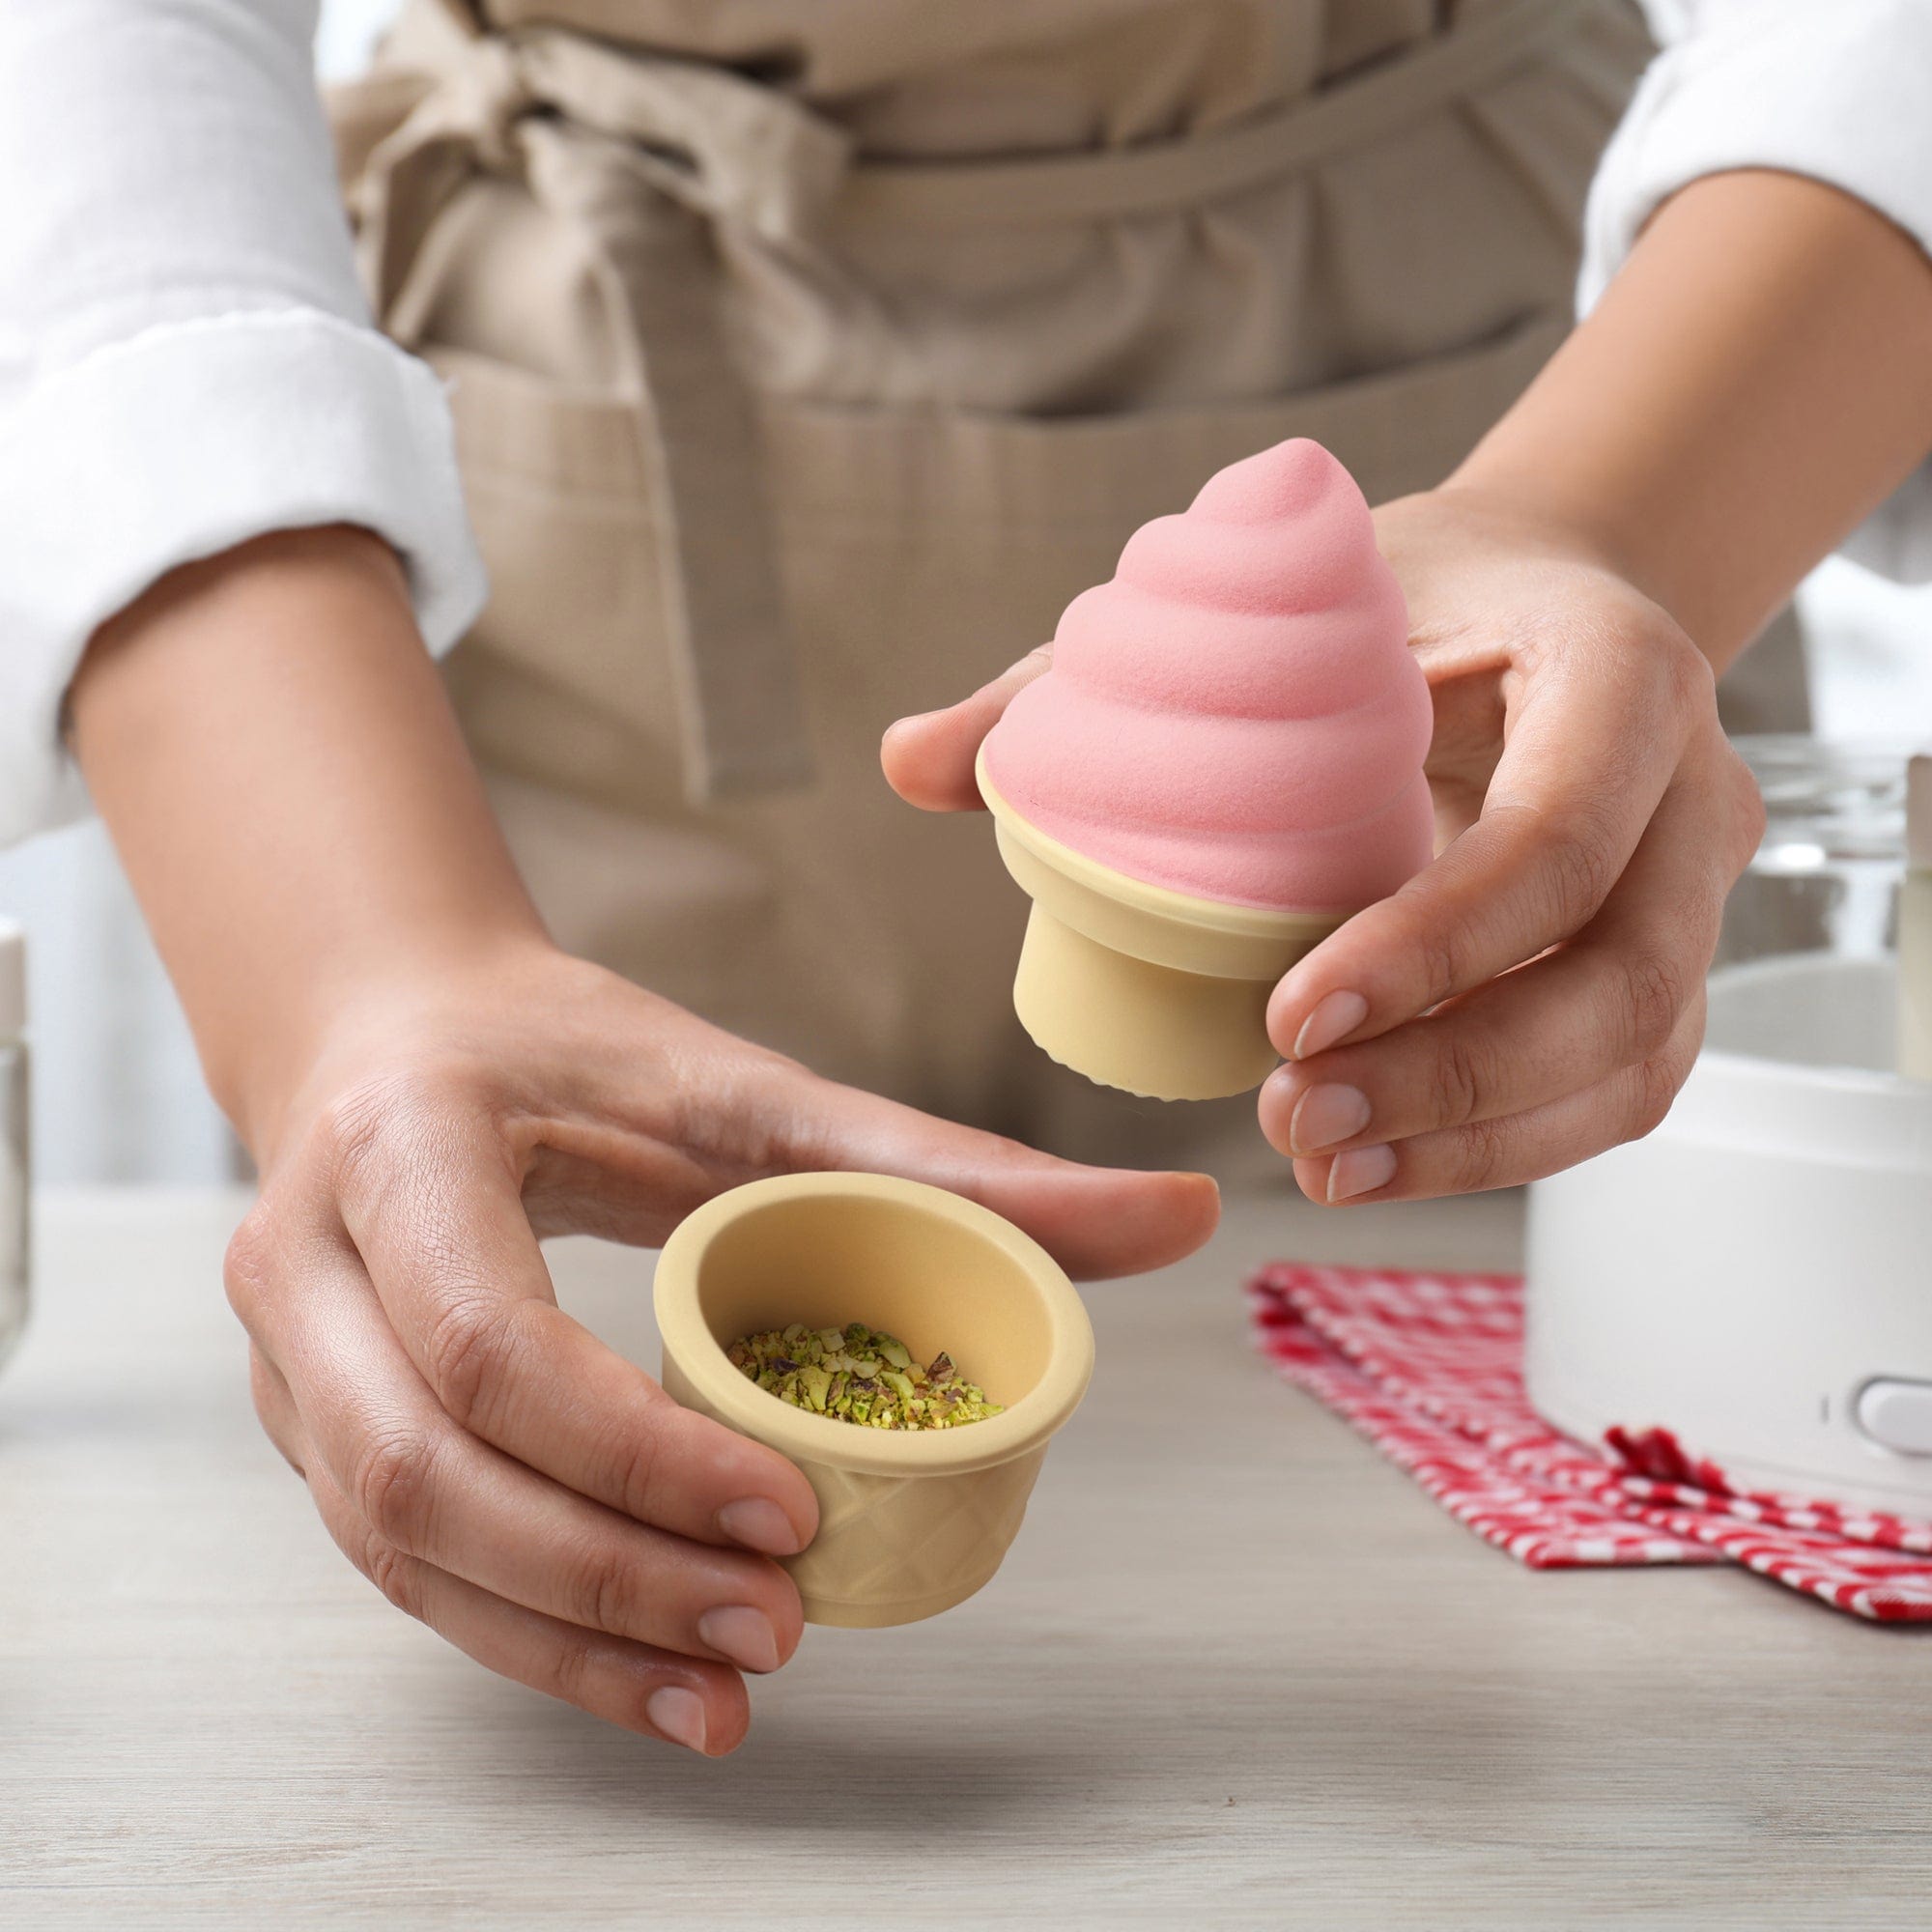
[[1855, 1379, 1932, 1456]]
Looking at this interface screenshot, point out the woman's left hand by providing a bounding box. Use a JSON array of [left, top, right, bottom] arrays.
[[881, 484, 1766, 1205]]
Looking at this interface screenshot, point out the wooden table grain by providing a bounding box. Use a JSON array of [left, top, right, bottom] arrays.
[[2, 1186, 1927, 1929]]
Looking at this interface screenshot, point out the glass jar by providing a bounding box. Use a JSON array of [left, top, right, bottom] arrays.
[[0, 921, 26, 1378], [1717, 736, 1918, 969]]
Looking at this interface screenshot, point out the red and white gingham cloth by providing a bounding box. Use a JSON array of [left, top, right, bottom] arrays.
[[1248, 1262, 1932, 1623]]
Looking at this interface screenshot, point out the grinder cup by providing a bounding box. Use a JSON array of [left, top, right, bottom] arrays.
[[979, 750, 1343, 1101], [654, 1172, 1094, 1629]]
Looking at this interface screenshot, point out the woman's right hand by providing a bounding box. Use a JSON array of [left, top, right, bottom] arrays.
[[68, 526, 1213, 1757], [227, 943, 1218, 1757]]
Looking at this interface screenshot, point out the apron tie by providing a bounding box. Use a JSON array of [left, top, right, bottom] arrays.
[[355, 19, 838, 803]]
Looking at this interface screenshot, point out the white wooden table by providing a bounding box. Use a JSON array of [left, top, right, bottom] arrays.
[[4, 1187, 1927, 1929]]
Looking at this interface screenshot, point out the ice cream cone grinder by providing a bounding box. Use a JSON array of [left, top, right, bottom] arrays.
[[1527, 951, 1932, 1514], [970, 438, 1435, 1105], [654, 1173, 1094, 1628]]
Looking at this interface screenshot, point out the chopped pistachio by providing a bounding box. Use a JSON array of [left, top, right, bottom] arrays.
[[724, 1321, 1004, 1430]]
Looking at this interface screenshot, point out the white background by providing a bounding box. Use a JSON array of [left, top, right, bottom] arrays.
[[0, 0, 1927, 1181]]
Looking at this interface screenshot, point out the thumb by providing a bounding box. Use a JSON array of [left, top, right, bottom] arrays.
[[880, 645, 1053, 813], [798, 1070, 1219, 1281]]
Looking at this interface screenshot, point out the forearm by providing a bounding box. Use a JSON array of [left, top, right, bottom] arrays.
[[1448, 168, 1932, 669], [69, 527, 546, 1155]]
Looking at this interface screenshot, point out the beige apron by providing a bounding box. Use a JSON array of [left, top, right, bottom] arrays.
[[331, 0, 1777, 1169]]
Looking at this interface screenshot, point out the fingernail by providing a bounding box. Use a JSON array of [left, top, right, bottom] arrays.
[[718, 1496, 802, 1556], [697, 1605, 781, 1674], [1293, 990, 1369, 1061], [1291, 1083, 1372, 1155], [647, 1685, 709, 1754], [1328, 1143, 1396, 1203]]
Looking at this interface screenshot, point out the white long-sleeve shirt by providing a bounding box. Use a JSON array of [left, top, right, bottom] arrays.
[[0, 0, 484, 840], [1581, 0, 1932, 584], [2, 0, 1930, 844]]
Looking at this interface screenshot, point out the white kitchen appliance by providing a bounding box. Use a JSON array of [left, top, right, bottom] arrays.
[[1526, 740, 1932, 1515]]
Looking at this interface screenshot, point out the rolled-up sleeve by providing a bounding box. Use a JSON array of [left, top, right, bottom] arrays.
[[0, 0, 485, 842], [1579, 0, 1932, 583]]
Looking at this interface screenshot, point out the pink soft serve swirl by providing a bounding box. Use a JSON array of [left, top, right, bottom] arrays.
[[981, 438, 1434, 912]]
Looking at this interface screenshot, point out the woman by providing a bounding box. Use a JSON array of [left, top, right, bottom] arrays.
[[3, 0, 1929, 1752]]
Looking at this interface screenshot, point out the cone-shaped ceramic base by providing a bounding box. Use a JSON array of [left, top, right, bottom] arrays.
[[654, 1173, 1093, 1628], [979, 753, 1344, 1102], [1013, 901, 1289, 1100]]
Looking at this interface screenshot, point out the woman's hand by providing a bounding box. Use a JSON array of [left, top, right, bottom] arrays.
[[70, 526, 1215, 1760], [1255, 487, 1762, 1203], [882, 485, 1765, 1206], [891, 164, 1932, 1204], [230, 945, 1218, 1756]]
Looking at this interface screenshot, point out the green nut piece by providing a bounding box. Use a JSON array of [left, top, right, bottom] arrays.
[[724, 1321, 1005, 1431]]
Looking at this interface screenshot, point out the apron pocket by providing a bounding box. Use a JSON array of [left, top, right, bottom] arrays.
[[761, 308, 1572, 730], [770, 307, 1569, 548], [440, 307, 1570, 806]]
